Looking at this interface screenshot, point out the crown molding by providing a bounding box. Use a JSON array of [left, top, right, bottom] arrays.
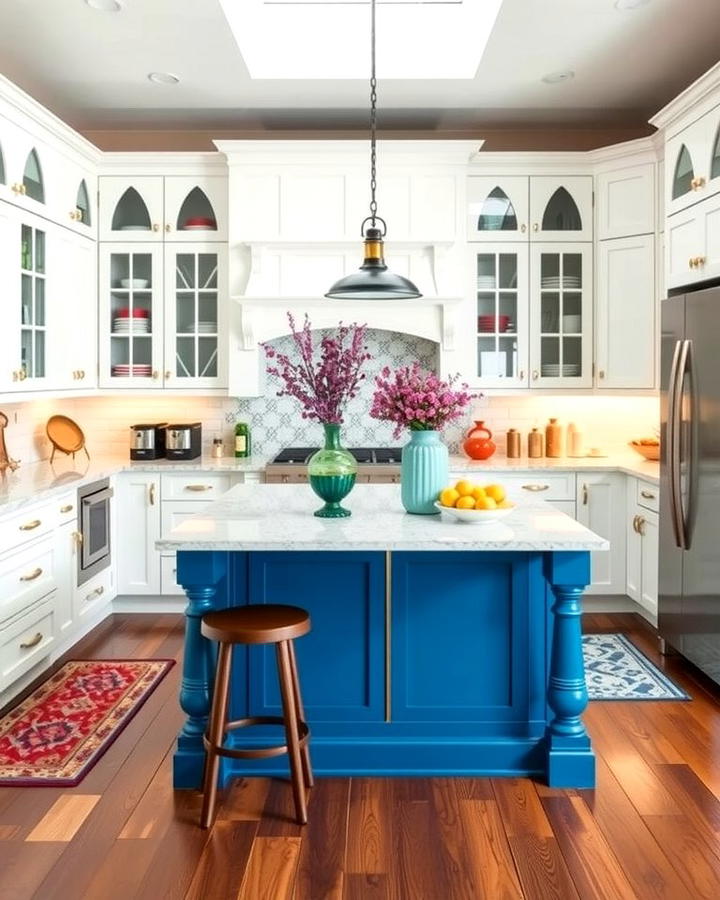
[[649, 61, 720, 134]]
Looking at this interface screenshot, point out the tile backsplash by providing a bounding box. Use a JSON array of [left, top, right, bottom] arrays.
[[0, 328, 659, 466]]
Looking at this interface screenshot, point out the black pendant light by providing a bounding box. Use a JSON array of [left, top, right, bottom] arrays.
[[325, 0, 422, 300]]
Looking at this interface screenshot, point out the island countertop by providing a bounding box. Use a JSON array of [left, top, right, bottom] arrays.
[[157, 482, 608, 552]]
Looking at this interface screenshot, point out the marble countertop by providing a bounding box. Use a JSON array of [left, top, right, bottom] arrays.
[[0, 454, 267, 515], [157, 483, 609, 553]]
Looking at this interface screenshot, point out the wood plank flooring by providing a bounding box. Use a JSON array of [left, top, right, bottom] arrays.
[[2, 612, 720, 898]]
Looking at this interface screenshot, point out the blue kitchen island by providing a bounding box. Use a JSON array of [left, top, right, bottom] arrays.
[[158, 483, 607, 790]]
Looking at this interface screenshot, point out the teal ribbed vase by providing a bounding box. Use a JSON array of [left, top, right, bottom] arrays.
[[400, 429, 448, 515], [308, 423, 357, 518]]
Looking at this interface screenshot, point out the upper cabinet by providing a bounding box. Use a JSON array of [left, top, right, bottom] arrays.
[[596, 163, 655, 240], [468, 175, 592, 242], [98, 175, 227, 242], [665, 103, 720, 216], [22, 148, 45, 204]]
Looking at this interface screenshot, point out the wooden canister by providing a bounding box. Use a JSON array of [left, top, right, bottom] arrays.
[[545, 418, 563, 458], [506, 428, 521, 458], [528, 428, 543, 458]]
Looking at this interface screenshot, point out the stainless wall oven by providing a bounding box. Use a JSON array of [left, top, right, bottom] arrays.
[[77, 478, 113, 586]]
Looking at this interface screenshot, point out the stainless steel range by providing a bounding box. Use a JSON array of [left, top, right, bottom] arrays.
[[265, 447, 402, 484]]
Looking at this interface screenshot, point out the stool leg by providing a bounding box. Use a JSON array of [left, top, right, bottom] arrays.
[[200, 641, 233, 829], [288, 639, 314, 789], [276, 641, 308, 825]]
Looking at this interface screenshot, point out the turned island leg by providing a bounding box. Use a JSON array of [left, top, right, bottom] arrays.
[[174, 551, 228, 789], [544, 551, 595, 789]]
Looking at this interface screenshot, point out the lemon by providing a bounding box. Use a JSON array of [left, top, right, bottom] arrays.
[[455, 479, 475, 497], [471, 486, 487, 501], [475, 495, 498, 510], [498, 499, 514, 509], [485, 484, 506, 503], [456, 495, 476, 510], [440, 487, 460, 508]]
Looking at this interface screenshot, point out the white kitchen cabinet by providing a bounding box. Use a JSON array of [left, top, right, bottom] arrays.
[[467, 175, 529, 242], [50, 228, 97, 390], [54, 521, 76, 638], [116, 473, 161, 595], [575, 473, 626, 595], [1, 126, 55, 219], [529, 243, 593, 388], [667, 190, 720, 289], [529, 176, 593, 242], [596, 163, 655, 240], [595, 234, 655, 389], [665, 105, 720, 217], [64, 169, 97, 239], [466, 243, 529, 387], [627, 484, 659, 622], [99, 175, 227, 243]]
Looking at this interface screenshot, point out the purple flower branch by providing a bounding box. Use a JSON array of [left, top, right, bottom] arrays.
[[263, 313, 372, 424]]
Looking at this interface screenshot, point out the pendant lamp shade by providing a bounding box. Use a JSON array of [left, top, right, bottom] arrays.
[[325, 0, 422, 301]]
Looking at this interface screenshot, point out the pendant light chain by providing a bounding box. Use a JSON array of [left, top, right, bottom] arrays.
[[369, 0, 378, 228]]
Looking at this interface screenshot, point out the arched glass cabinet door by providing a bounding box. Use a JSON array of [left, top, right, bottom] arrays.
[[467, 176, 528, 242], [711, 127, 720, 182], [111, 186, 152, 232], [541, 187, 582, 232], [23, 148, 45, 203], [477, 187, 518, 232], [672, 145, 695, 200], [175, 186, 218, 233], [75, 179, 91, 226]]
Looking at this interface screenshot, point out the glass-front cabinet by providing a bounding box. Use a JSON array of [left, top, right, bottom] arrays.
[[666, 108, 720, 216], [470, 245, 528, 386], [528, 176, 592, 242], [529, 244, 593, 388], [468, 176, 529, 242], [19, 221, 47, 384], [164, 246, 226, 387], [99, 245, 163, 387]]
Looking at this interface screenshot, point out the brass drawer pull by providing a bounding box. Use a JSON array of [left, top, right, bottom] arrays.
[[640, 490, 656, 500], [20, 567, 43, 582], [19, 519, 41, 531], [522, 484, 549, 492], [582, 483, 589, 505], [20, 632, 43, 650], [184, 484, 214, 492], [86, 585, 105, 601], [60, 504, 74, 513]]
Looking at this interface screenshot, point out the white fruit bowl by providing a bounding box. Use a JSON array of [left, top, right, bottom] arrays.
[[434, 502, 515, 524]]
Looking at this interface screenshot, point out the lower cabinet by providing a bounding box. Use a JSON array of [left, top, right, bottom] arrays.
[[575, 473, 627, 595], [116, 473, 161, 595], [626, 477, 659, 621], [0, 598, 56, 693]]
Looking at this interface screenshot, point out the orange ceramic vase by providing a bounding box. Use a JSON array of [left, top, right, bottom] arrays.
[[462, 420, 496, 460]]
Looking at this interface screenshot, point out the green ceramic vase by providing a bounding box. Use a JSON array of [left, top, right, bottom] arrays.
[[308, 423, 357, 518]]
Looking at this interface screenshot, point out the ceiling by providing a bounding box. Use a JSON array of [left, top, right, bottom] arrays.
[[0, 0, 719, 144]]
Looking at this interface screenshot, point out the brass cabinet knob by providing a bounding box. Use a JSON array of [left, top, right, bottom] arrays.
[[520, 224, 527, 233], [12, 370, 18, 382], [696, 255, 706, 267], [165, 223, 172, 232], [152, 370, 159, 379], [532, 370, 539, 380], [19, 369, 27, 381], [80, 370, 85, 379], [20, 183, 26, 195], [165, 370, 171, 379], [152, 223, 160, 232], [689, 257, 696, 268], [519, 369, 525, 380], [599, 369, 605, 379], [533, 223, 539, 232]]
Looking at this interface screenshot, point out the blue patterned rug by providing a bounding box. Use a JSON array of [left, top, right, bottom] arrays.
[[583, 633, 689, 700]]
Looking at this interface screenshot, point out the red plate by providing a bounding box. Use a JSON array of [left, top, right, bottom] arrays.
[[116, 308, 150, 318], [184, 216, 216, 226]]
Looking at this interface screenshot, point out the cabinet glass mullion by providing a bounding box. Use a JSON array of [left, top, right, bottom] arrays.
[[20, 224, 46, 379], [476, 251, 518, 381], [174, 251, 218, 380], [109, 251, 154, 381]]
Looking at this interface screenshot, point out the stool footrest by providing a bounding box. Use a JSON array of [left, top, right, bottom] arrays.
[[203, 715, 310, 761]]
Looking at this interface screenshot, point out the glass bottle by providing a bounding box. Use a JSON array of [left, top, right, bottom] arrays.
[[234, 422, 251, 458], [545, 418, 563, 458]]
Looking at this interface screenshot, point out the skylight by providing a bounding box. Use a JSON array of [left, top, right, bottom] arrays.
[[219, 0, 503, 80]]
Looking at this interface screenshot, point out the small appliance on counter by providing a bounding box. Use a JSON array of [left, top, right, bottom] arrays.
[[166, 423, 202, 460], [130, 423, 167, 460]]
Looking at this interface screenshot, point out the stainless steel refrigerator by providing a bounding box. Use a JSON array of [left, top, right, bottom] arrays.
[[659, 286, 720, 684]]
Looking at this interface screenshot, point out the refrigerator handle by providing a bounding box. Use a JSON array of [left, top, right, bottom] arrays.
[[680, 339, 696, 550], [667, 339, 684, 549]]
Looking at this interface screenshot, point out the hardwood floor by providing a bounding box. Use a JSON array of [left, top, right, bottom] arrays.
[[2, 612, 720, 899]]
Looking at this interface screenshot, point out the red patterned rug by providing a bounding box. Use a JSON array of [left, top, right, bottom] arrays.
[[0, 659, 174, 786]]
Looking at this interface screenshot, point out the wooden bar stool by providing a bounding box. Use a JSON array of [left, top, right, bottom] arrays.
[[199, 604, 313, 829]]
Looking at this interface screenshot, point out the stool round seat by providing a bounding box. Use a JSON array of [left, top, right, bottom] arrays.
[[201, 604, 310, 645]]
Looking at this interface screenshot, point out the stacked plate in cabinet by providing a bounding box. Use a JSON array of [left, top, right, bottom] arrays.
[[541, 364, 581, 377], [113, 308, 150, 333], [476, 276, 496, 290], [196, 321, 217, 334], [478, 314, 513, 333], [111, 364, 153, 378], [541, 276, 581, 290]]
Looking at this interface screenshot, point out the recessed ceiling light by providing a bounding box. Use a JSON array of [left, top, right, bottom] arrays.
[[85, 0, 123, 11], [542, 70, 575, 85], [614, 0, 651, 9], [147, 72, 180, 86]]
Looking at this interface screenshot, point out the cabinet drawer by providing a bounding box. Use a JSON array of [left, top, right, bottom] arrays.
[[636, 480, 659, 512], [161, 473, 233, 501], [55, 492, 78, 525], [0, 504, 54, 555], [161, 555, 184, 596], [73, 567, 113, 620], [458, 471, 577, 501], [0, 599, 55, 692], [0, 538, 56, 624]]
